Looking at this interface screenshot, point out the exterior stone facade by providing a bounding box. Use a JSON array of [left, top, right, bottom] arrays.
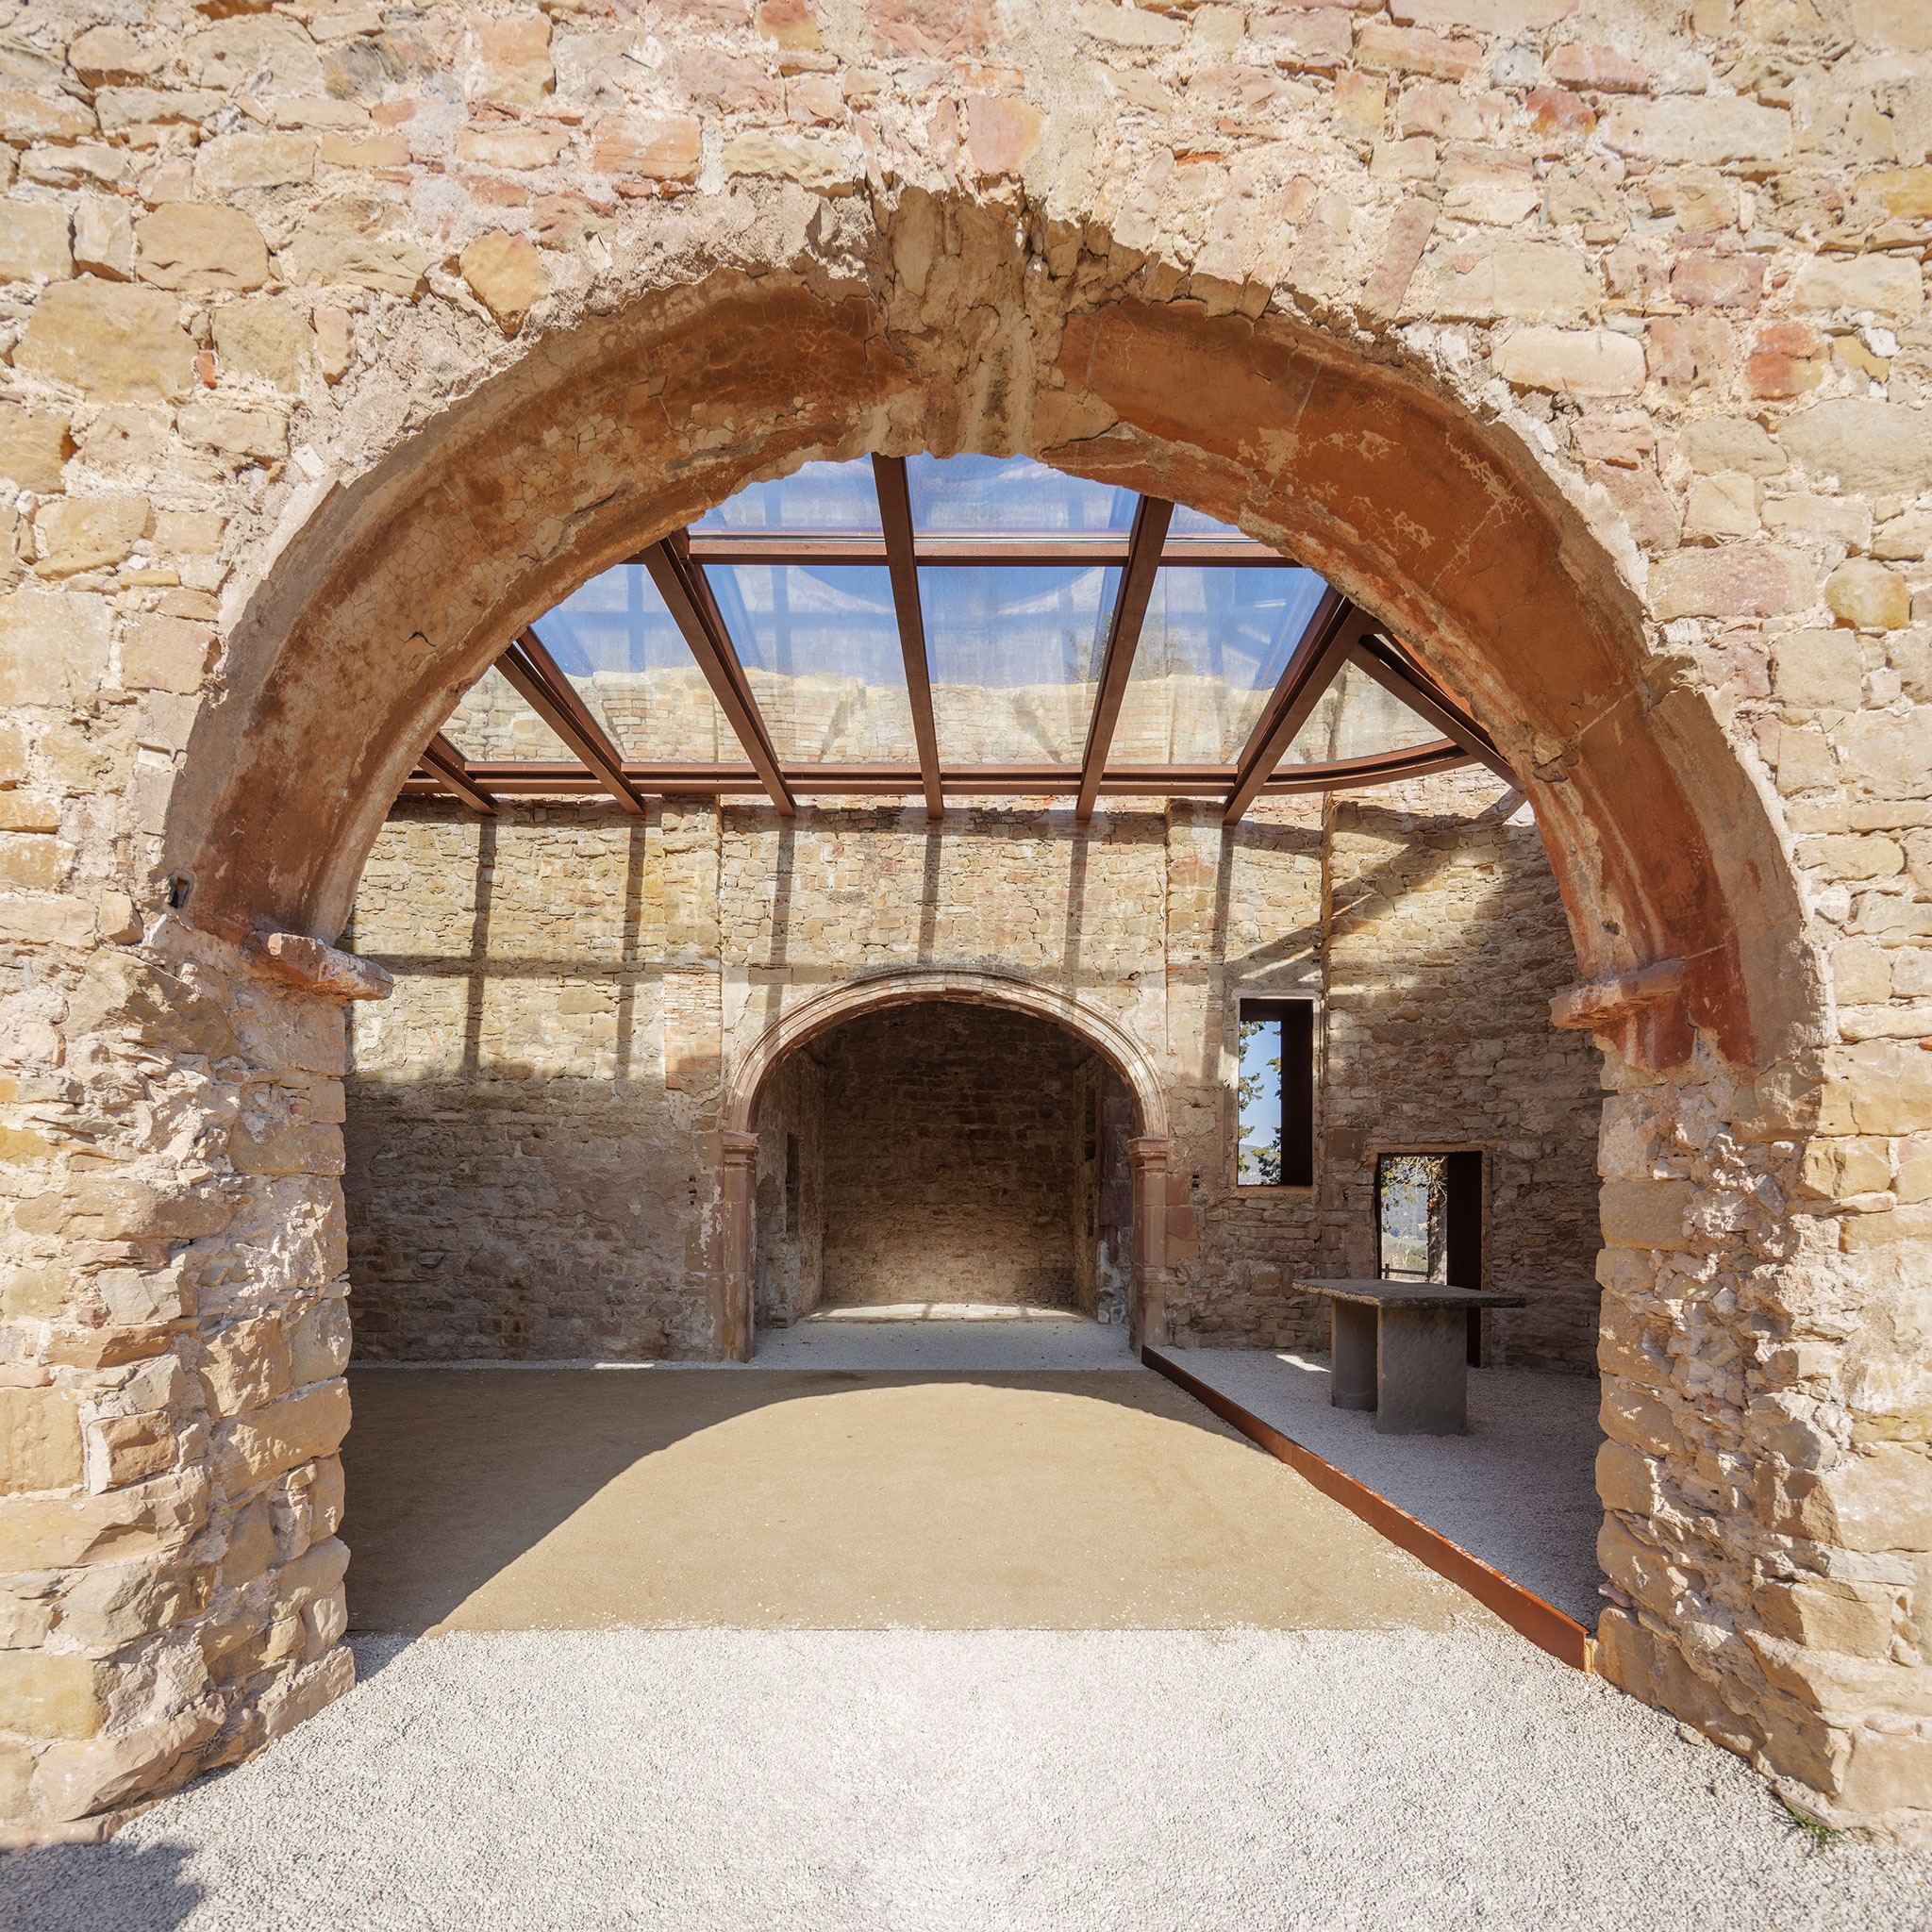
[[0, 0, 1927, 1843]]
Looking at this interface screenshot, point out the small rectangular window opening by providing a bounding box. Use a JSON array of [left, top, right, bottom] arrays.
[[1376, 1150, 1485, 1362], [1236, 999, 1314, 1187]]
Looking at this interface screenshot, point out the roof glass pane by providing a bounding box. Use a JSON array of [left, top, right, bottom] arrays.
[[1167, 505, 1245, 540], [689, 458, 881, 534], [923, 563, 1119, 763], [531, 564, 736, 762], [441, 663, 575, 762], [1281, 657, 1449, 766], [1108, 566, 1327, 765], [706, 563, 916, 763], [908, 455, 1136, 537]]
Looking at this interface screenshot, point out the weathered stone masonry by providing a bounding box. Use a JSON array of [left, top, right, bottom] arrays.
[[1, 0, 1928, 1845], [341, 774, 1598, 1361]]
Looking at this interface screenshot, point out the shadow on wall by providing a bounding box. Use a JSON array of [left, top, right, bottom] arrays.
[[1324, 791, 1603, 1373]]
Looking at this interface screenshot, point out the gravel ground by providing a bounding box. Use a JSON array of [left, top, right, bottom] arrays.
[[10, 1628, 1930, 1932], [1172, 1349, 1605, 1623]]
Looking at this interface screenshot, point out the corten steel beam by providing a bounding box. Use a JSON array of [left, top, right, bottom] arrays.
[[497, 632, 647, 815], [872, 455, 944, 822], [664, 536, 1283, 567], [1344, 635, 1517, 787], [418, 733, 497, 814], [396, 743, 1471, 805], [1223, 589, 1370, 826], [1076, 492, 1174, 824], [642, 538, 795, 815]]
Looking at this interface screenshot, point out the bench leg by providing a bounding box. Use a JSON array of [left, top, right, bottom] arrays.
[[1330, 1300, 1377, 1411], [1375, 1305, 1469, 1434]]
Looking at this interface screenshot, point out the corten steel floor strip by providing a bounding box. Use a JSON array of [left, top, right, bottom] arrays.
[[1141, 1344, 1595, 1672]]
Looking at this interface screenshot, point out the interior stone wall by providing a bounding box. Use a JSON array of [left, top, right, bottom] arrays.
[[751, 1047, 824, 1330], [1324, 782, 1607, 1372], [813, 1004, 1095, 1309], [340, 774, 1598, 1360]]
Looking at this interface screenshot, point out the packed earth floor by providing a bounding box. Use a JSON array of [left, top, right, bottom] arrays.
[[9, 1325, 1932, 1931]]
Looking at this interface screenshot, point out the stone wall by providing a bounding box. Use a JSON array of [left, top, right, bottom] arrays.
[[1324, 784, 1607, 1372], [339, 775, 1599, 1362], [814, 1004, 1096, 1308]]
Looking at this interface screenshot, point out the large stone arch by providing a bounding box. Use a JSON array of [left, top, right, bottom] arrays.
[[720, 966, 1174, 1356], [166, 219, 1815, 1077]]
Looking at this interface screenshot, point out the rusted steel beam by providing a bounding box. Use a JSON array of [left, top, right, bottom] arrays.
[[398, 745, 1469, 805], [1344, 635, 1517, 788], [497, 632, 646, 815], [641, 538, 795, 815], [664, 535, 1282, 568], [1076, 493, 1173, 824], [1223, 590, 1368, 826], [872, 455, 944, 822], [418, 732, 497, 814]]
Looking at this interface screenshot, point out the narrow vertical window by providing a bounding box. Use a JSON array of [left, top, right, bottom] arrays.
[[784, 1132, 802, 1235], [1237, 999, 1314, 1186]]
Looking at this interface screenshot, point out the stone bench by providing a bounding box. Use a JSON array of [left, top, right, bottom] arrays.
[[1300, 1279, 1529, 1436]]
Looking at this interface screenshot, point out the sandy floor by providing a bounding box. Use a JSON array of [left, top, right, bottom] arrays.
[[1169, 1348, 1605, 1624], [12, 1628, 1931, 1932], [341, 1365, 1477, 1634]]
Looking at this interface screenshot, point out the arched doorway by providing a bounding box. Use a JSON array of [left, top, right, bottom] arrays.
[[724, 969, 1173, 1358]]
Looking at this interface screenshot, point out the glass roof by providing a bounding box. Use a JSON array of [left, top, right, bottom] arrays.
[[907, 454, 1136, 537], [708, 563, 916, 763], [530, 564, 734, 762], [1111, 565, 1327, 765], [690, 458, 881, 534], [422, 456, 1487, 809]]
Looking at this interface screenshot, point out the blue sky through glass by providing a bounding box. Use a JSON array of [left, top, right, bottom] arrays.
[[690, 458, 881, 532], [908, 455, 1136, 536]]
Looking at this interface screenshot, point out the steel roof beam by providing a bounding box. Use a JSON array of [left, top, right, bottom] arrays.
[[1343, 635, 1517, 788], [872, 455, 944, 822], [1076, 493, 1173, 824], [1223, 590, 1370, 826], [418, 732, 497, 814], [496, 632, 646, 816], [642, 538, 795, 816]]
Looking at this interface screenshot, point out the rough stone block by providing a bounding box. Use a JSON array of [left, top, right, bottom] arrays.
[[0, 1654, 107, 1740], [464, 14, 554, 106], [0, 405, 71, 493], [1495, 327, 1642, 394], [0, 1388, 83, 1496], [1794, 255, 1924, 322], [1680, 416, 1785, 475], [1601, 98, 1790, 165], [0, 198, 72, 281], [1780, 399, 1932, 494], [1600, 1176, 1693, 1249], [135, 204, 268, 293], [278, 199, 429, 297], [13, 281, 195, 402], [122, 614, 215, 694], [460, 231, 547, 336], [1651, 544, 1810, 622], [33, 493, 151, 577], [0, 585, 111, 708], [1826, 559, 1910, 632], [213, 1381, 351, 1493]]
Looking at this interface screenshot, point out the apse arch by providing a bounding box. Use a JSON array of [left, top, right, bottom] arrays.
[[721, 967, 1173, 1357], [163, 197, 1820, 1084]]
